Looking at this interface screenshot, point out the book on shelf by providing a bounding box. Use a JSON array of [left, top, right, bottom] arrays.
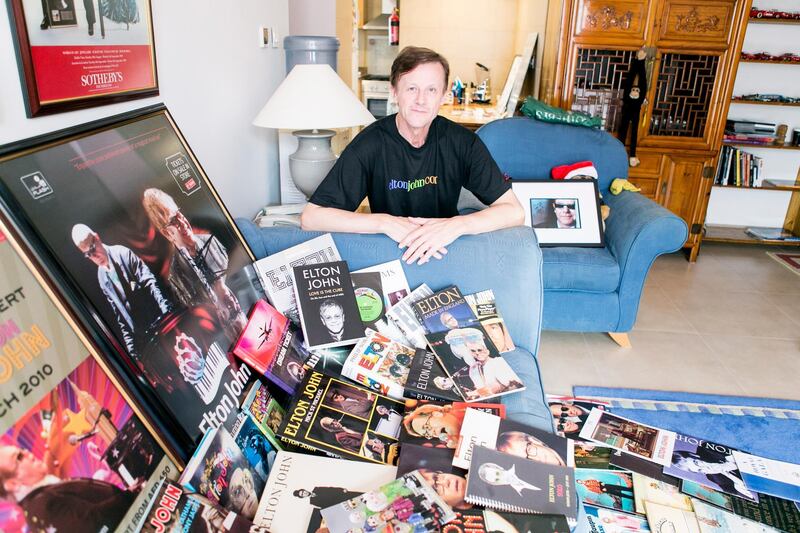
[[252, 451, 397, 533], [464, 445, 577, 519], [276, 369, 405, 464], [715, 144, 763, 187]]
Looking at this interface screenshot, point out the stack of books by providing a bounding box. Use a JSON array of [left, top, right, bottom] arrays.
[[715, 145, 763, 187], [724, 119, 778, 145]]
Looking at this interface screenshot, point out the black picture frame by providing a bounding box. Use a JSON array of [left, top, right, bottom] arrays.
[[0, 105, 264, 460], [5, 0, 158, 117], [511, 179, 605, 247]]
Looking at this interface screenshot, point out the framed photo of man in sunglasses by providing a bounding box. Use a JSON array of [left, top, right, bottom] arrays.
[[511, 179, 604, 246]]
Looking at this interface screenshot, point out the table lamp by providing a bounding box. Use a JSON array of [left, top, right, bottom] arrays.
[[253, 64, 375, 199]]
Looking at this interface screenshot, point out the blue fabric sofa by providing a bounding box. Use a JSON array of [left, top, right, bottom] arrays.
[[236, 219, 591, 531], [473, 117, 688, 339]]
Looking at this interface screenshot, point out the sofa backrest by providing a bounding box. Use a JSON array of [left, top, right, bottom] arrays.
[[477, 117, 629, 195]]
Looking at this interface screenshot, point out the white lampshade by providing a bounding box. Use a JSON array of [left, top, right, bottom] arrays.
[[253, 64, 375, 130]]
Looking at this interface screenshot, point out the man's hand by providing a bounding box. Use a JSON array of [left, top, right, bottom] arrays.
[[399, 217, 463, 265], [378, 213, 421, 243]]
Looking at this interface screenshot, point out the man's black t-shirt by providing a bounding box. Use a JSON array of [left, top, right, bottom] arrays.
[[309, 114, 509, 218]]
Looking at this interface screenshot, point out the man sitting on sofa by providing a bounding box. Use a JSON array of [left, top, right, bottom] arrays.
[[300, 46, 524, 265]]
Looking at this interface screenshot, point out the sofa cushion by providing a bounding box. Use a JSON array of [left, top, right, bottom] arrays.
[[542, 247, 619, 292]]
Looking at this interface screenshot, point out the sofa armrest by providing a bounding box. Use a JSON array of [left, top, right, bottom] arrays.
[[603, 193, 688, 331], [235, 219, 544, 356]]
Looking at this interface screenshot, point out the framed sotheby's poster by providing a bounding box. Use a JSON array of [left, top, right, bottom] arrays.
[[511, 179, 604, 247], [0, 105, 264, 459], [0, 220, 178, 533], [6, 0, 158, 116]]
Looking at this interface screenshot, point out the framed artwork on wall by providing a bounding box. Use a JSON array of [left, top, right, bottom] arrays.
[[0, 217, 179, 532], [511, 179, 605, 247], [6, 0, 158, 117], [0, 104, 265, 459]]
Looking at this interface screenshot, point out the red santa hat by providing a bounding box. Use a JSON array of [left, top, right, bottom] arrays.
[[551, 160, 598, 180]]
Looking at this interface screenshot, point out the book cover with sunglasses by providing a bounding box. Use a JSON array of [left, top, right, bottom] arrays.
[[545, 394, 611, 439], [465, 446, 577, 519], [233, 299, 311, 396], [413, 286, 525, 403], [293, 261, 364, 350], [453, 408, 573, 470], [276, 369, 404, 465], [320, 470, 457, 533]]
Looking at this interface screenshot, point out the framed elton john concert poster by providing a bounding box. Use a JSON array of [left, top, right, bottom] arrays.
[[6, 0, 158, 116], [0, 105, 264, 459]]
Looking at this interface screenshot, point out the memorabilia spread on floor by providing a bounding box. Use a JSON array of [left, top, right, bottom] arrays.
[[1, 106, 799, 533]]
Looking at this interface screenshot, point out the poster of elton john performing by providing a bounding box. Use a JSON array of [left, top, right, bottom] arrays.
[[0, 229, 175, 533], [0, 106, 264, 448], [8, 0, 157, 116]]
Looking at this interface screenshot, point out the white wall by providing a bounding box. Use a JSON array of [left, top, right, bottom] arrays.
[[0, 0, 289, 219], [289, 0, 336, 36], [705, 0, 800, 228]]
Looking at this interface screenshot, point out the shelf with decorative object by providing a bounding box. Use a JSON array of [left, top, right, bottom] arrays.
[[739, 59, 800, 65], [731, 99, 800, 107], [703, 224, 800, 245], [713, 181, 800, 192], [747, 18, 800, 25]]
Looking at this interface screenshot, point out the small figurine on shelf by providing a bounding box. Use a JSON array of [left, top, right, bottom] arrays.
[[618, 48, 648, 167]]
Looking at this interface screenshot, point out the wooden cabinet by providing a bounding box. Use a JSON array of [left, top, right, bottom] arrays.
[[554, 0, 752, 260]]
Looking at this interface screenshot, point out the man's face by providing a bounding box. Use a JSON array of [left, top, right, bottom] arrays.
[[410, 409, 459, 441], [553, 199, 577, 227], [557, 419, 580, 433], [550, 403, 582, 417], [77, 233, 109, 268], [376, 405, 388, 416], [332, 393, 345, 403], [297, 489, 312, 498], [322, 417, 342, 431], [499, 433, 564, 465], [161, 209, 194, 248], [484, 323, 506, 351], [419, 470, 467, 508], [0, 446, 48, 489], [230, 468, 258, 517], [320, 305, 345, 334], [465, 338, 490, 362], [441, 313, 458, 329], [287, 362, 305, 382], [392, 62, 447, 131]]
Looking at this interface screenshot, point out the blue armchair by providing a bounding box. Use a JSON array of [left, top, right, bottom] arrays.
[[473, 117, 688, 346]]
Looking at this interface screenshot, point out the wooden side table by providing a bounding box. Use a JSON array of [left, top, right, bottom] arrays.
[[438, 103, 502, 131]]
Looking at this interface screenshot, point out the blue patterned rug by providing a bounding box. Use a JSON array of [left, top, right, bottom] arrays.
[[572, 387, 800, 464]]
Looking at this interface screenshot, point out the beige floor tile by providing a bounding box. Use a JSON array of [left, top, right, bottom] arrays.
[[633, 285, 697, 333], [762, 292, 800, 326], [537, 331, 599, 396], [582, 331, 745, 396], [649, 253, 752, 293], [700, 334, 800, 400]]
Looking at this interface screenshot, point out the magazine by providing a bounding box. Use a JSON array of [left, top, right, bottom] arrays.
[[573, 443, 613, 469], [351, 271, 386, 330], [179, 426, 265, 520], [691, 498, 783, 532], [584, 505, 651, 532], [732, 451, 800, 503], [575, 468, 636, 513], [385, 283, 434, 350], [139, 479, 267, 533], [403, 348, 463, 402], [644, 501, 700, 533], [632, 473, 692, 514], [320, 470, 457, 533], [233, 299, 310, 395], [228, 411, 278, 482], [610, 449, 681, 485], [276, 369, 404, 464], [305, 345, 351, 374], [453, 408, 573, 470], [240, 381, 285, 450], [252, 451, 397, 533], [342, 329, 415, 399], [353, 260, 411, 343], [446, 509, 571, 533], [464, 289, 515, 353], [414, 286, 525, 402], [681, 479, 800, 531], [663, 433, 756, 501], [546, 395, 611, 439], [579, 409, 676, 467], [464, 446, 577, 519], [293, 261, 364, 350], [253, 234, 341, 325], [574, 469, 635, 514]]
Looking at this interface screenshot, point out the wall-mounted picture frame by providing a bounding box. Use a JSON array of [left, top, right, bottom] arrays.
[[0, 217, 179, 532], [511, 179, 605, 247], [6, 0, 158, 117], [0, 105, 264, 459]]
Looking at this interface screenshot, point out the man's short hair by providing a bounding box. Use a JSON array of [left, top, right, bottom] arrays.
[[390, 46, 450, 90], [71, 223, 95, 246], [319, 299, 343, 317], [142, 188, 179, 232]]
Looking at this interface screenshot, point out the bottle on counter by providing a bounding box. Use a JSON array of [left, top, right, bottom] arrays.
[[389, 8, 399, 45]]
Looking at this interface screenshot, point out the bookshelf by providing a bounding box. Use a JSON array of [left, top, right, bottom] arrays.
[[703, 3, 800, 249]]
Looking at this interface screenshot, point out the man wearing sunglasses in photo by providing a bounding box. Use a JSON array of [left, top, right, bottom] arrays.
[[552, 199, 579, 229]]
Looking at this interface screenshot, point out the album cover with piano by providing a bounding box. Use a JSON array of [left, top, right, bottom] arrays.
[[0, 106, 265, 452], [234, 299, 310, 396]]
